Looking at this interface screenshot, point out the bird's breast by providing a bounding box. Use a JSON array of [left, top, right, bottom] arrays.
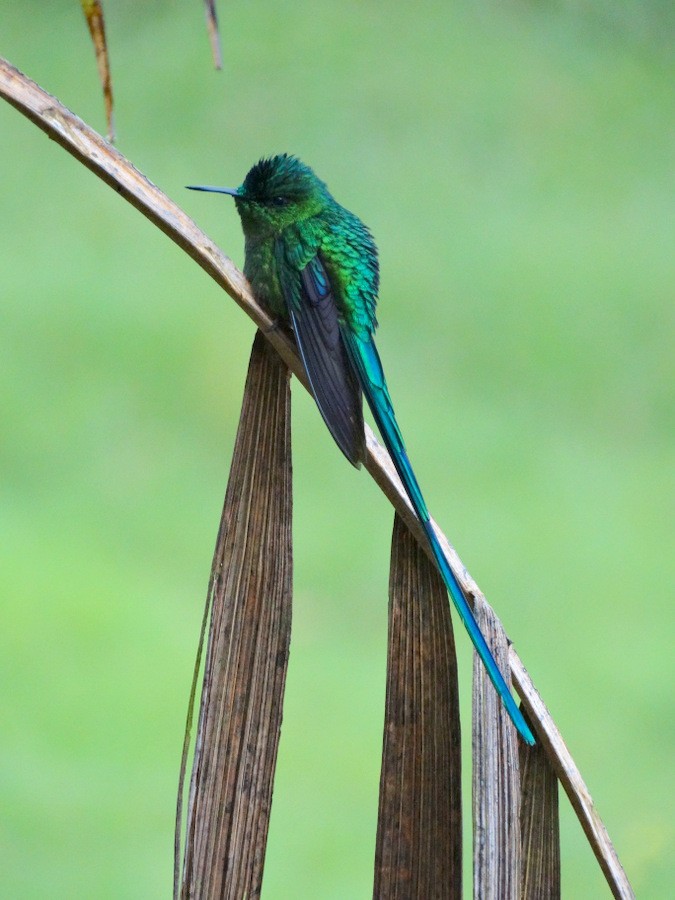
[[243, 237, 288, 319]]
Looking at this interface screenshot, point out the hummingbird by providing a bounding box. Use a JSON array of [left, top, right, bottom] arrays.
[[187, 155, 535, 745]]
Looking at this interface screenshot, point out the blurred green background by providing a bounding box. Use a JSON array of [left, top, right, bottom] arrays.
[[1, 1, 673, 896]]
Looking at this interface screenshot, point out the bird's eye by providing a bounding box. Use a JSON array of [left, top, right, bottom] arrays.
[[270, 196, 289, 207]]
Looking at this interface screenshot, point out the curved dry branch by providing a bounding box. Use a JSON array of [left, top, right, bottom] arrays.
[[0, 56, 634, 900]]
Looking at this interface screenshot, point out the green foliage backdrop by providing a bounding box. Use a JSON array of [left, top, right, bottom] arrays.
[[1, 1, 673, 896]]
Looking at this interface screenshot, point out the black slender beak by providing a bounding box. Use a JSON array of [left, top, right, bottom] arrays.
[[185, 185, 240, 197]]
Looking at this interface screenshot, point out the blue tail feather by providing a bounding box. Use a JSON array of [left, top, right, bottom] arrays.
[[344, 330, 535, 745]]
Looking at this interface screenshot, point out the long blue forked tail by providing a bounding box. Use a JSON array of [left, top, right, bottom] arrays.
[[345, 330, 535, 746]]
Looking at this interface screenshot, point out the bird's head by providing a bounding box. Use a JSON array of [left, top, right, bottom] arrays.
[[187, 154, 331, 238]]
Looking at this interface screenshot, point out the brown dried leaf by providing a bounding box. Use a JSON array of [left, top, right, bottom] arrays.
[[519, 713, 561, 900], [374, 514, 462, 899], [178, 332, 292, 899], [472, 595, 521, 900]]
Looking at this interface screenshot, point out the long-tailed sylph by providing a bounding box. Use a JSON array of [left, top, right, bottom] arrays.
[[187, 154, 535, 745]]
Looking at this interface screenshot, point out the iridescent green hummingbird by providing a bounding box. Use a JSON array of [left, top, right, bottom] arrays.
[[187, 155, 535, 745]]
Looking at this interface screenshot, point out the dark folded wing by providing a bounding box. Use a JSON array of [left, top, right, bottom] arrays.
[[277, 249, 365, 466]]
